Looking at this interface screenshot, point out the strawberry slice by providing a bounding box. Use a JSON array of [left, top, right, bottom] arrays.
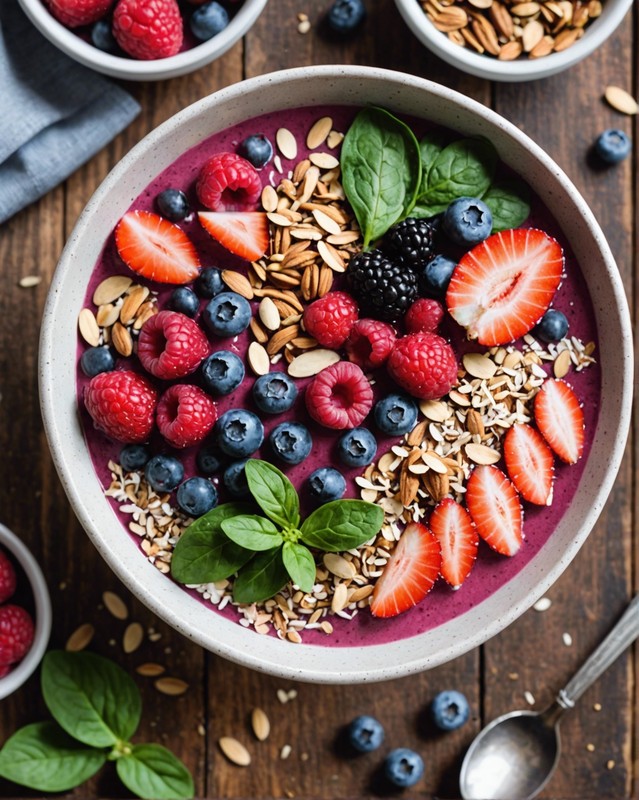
[[446, 228, 564, 346], [429, 498, 478, 589], [370, 522, 441, 618], [198, 211, 269, 261], [534, 379, 585, 464], [115, 211, 200, 285], [504, 423, 555, 505], [466, 466, 523, 556]]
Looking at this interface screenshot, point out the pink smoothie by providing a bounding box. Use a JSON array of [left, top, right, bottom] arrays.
[[76, 105, 601, 647]]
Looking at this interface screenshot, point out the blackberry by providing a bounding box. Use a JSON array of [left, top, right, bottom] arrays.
[[384, 218, 436, 268], [346, 250, 418, 322]]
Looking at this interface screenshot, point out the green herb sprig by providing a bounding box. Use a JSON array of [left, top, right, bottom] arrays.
[[171, 460, 384, 604]]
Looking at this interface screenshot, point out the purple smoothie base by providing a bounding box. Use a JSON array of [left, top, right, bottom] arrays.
[[76, 105, 601, 647]]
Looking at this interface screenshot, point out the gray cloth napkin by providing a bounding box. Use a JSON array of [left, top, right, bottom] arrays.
[[0, 1, 140, 224]]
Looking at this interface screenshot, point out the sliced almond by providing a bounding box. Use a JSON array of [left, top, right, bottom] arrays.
[[123, 622, 144, 654], [503, 350, 523, 369], [66, 623, 94, 652], [423, 451, 448, 474], [553, 348, 572, 378], [466, 409, 486, 437], [266, 325, 299, 355], [420, 399, 451, 422], [498, 40, 523, 60], [276, 128, 298, 160], [469, 0, 493, 7], [248, 341, 271, 376], [251, 708, 271, 742], [317, 265, 334, 297], [133, 301, 157, 331], [604, 86, 638, 115], [250, 316, 269, 344], [261, 185, 278, 213], [553, 27, 581, 51], [288, 349, 340, 378], [326, 230, 360, 245], [406, 419, 428, 447], [510, 1, 540, 14], [530, 35, 555, 57], [317, 240, 346, 273], [155, 677, 189, 696], [331, 582, 349, 613], [433, 6, 468, 30], [136, 662, 165, 677], [309, 152, 340, 170], [327, 130, 344, 149], [102, 590, 128, 620], [490, 1, 514, 38], [120, 285, 149, 325], [267, 211, 294, 228], [306, 116, 333, 150], [219, 736, 251, 766], [96, 303, 121, 328], [258, 297, 280, 331], [222, 270, 254, 300], [312, 208, 341, 236], [78, 308, 100, 346], [463, 352, 497, 379], [465, 442, 502, 465], [111, 322, 133, 357], [522, 19, 545, 51], [323, 553, 356, 579], [93, 275, 132, 306]]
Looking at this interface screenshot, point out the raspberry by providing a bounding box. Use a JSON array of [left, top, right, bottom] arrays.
[[404, 298, 445, 334], [45, 0, 113, 27], [0, 605, 34, 666], [156, 384, 217, 448], [303, 292, 359, 349], [305, 362, 373, 430], [0, 549, 16, 605], [138, 311, 209, 380], [387, 333, 458, 400], [345, 319, 396, 370], [85, 370, 157, 444], [196, 153, 262, 212], [113, 0, 183, 60]]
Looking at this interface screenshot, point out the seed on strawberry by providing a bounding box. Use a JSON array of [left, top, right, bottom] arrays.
[[138, 311, 209, 380], [156, 384, 218, 449], [465, 466, 523, 556], [387, 332, 457, 400], [429, 499, 478, 588], [534, 379, 585, 464], [303, 292, 359, 350], [85, 370, 157, 444], [345, 318, 396, 370], [404, 298, 445, 334], [113, 0, 183, 59], [503, 424, 555, 505], [196, 153, 262, 212], [0, 548, 17, 605], [305, 361, 373, 430], [198, 211, 269, 261], [0, 605, 34, 666]]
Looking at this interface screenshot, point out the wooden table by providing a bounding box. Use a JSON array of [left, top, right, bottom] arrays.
[[0, 1, 635, 797]]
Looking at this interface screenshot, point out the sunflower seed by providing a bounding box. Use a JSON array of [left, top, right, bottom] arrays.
[[251, 708, 271, 741], [102, 590, 128, 620], [65, 623, 95, 652], [155, 677, 189, 696], [123, 621, 144, 653], [136, 662, 166, 677]]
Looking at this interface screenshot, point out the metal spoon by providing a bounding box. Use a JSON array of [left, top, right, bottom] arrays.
[[460, 593, 639, 800]]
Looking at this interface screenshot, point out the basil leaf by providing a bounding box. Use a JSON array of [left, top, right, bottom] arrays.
[[300, 500, 384, 551], [342, 107, 421, 249], [482, 179, 531, 232], [419, 131, 448, 189], [41, 651, 141, 748], [0, 721, 106, 792], [245, 460, 299, 528], [282, 542, 316, 593], [221, 515, 283, 551], [418, 138, 497, 210], [116, 744, 194, 800], [233, 547, 289, 604], [171, 502, 253, 584]]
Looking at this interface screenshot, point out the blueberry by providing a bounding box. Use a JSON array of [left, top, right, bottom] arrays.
[[168, 287, 200, 317], [203, 292, 252, 337], [430, 689, 470, 731], [307, 467, 346, 504], [190, 1, 229, 41], [594, 129, 632, 165], [270, 422, 312, 465], [176, 477, 218, 517], [419, 254, 457, 298], [443, 197, 493, 247], [223, 460, 249, 498], [237, 134, 274, 169], [156, 188, 190, 222], [195, 267, 224, 298], [374, 394, 418, 436], [534, 308, 569, 343], [347, 715, 384, 753], [253, 372, 298, 414], [201, 350, 245, 396], [337, 428, 377, 467], [196, 442, 226, 475], [120, 444, 151, 472], [145, 455, 184, 492], [384, 748, 424, 788], [91, 19, 118, 52], [327, 0, 366, 33], [80, 346, 115, 377], [216, 409, 264, 458]]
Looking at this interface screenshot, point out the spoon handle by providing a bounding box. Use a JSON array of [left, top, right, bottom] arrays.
[[557, 593, 639, 709]]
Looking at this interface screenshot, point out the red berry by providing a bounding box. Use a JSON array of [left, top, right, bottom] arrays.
[[198, 212, 269, 261], [85, 370, 157, 444], [45, 0, 113, 27], [305, 362, 373, 430], [466, 466, 523, 556], [534, 379, 585, 464], [303, 292, 359, 350], [138, 311, 209, 380], [113, 0, 183, 59], [503, 423, 554, 505], [0, 605, 34, 666], [156, 384, 217, 448], [196, 153, 262, 212], [345, 319, 396, 370], [0, 549, 16, 605], [387, 333, 457, 400], [404, 298, 445, 334], [0, 664, 10, 678]]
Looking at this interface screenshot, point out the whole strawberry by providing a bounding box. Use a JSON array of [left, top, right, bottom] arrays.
[[156, 384, 217, 448], [0, 605, 34, 667], [45, 0, 114, 27], [387, 332, 458, 400], [138, 311, 209, 380], [0, 548, 16, 605], [113, 0, 183, 60], [303, 291, 359, 350], [85, 370, 157, 443]]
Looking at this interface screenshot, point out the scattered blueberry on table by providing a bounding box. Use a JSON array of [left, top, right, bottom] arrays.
[[347, 715, 385, 753], [430, 689, 470, 731], [384, 747, 425, 788], [327, 0, 367, 33], [594, 129, 631, 165]]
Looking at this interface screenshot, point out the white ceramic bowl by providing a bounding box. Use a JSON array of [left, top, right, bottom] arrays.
[[395, 0, 633, 82], [39, 65, 632, 684], [0, 523, 52, 700], [17, 0, 268, 81]]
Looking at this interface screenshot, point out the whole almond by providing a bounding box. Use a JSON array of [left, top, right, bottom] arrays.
[[111, 322, 133, 357], [222, 270, 254, 299], [466, 409, 486, 437]]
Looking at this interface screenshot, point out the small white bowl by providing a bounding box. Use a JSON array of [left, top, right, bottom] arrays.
[[395, 0, 633, 82], [17, 0, 268, 81], [0, 523, 52, 700]]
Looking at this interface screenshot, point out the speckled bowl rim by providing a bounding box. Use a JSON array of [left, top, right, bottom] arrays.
[[39, 65, 632, 684], [16, 0, 268, 81]]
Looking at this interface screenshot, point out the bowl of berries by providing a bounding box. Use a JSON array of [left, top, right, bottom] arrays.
[[17, 0, 268, 81], [40, 65, 632, 682]]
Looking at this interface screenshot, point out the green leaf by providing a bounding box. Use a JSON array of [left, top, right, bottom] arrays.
[[41, 651, 141, 748], [244, 460, 300, 528], [0, 721, 106, 792], [418, 130, 448, 189], [300, 500, 384, 551], [410, 201, 449, 219], [170, 502, 254, 584], [233, 547, 289, 604], [221, 515, 283, 551], [342, 107, 422, 249], [282, 542, 316, 593], [417, 138, 497, 210], [482, 179, 531, 232], [116, 744, 194, 800]]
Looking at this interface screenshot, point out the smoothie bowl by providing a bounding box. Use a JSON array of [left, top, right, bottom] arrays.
[[40, 65, 632, 683]]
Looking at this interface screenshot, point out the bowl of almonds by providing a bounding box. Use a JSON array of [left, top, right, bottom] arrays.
[[395, 0, 633, 80]]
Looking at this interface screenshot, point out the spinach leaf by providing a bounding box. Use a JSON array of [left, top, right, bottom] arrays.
[[342, 107, 421, 249], [482, 179, 531, 231], [244, 460, 299, 528], [221, 515, 283, 551], [282, 542, 316, 593], [419, 130, 448, 189], [116, 744, 194, 800], [417, 138, 497, 211], [300, 500, 384, 551], [233, 548, 289, 605], [170, 503, 253, 584]]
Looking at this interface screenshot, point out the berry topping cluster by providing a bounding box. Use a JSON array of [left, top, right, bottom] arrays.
[[0, 548, 35, 680]]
